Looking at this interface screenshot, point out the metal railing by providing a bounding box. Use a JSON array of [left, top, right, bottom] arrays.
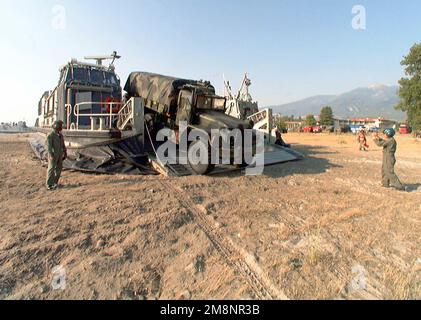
[[247, 108, 273, 144], [65, 99, 136, 132], [248, 109, 269, 128], [116, 98, 134, 131], [66, 102, 123, 131]]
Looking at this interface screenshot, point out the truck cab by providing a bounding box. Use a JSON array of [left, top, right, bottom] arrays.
[[176, 85, 246, 132]]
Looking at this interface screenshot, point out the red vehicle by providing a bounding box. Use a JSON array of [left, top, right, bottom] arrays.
[[312, 125, 322, 133], [303, 126, 313, 133], [399, 124, 411, 134]]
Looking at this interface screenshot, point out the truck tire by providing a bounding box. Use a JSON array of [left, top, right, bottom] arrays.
[[188, 140, 215, 175]]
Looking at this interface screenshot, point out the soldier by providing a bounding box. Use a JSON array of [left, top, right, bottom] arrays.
[[357, 128, 368, 151], [373, 128, 405, 191], [273, 126, 291, 148], [46, 120, 67, 190]]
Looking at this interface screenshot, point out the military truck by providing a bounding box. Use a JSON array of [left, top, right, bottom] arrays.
[[124, 72, 255, 174]]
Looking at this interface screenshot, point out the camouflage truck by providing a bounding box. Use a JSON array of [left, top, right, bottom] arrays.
[[124, 72, 255, 174]]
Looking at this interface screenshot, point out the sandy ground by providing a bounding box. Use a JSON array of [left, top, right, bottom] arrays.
[[0, 132, 420, 300]]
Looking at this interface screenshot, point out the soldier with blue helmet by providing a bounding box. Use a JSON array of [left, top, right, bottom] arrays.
[[373, 128, 405, 191]]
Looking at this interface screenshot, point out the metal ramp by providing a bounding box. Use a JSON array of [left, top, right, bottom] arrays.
[[149, 144, 303, 177], [263, 144, 304, 166]]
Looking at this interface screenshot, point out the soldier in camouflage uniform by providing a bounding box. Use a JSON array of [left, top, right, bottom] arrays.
[[373, 128, 405, 191], [46, 121, 67, 190]]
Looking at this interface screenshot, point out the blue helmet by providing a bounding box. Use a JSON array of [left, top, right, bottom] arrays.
[[383, 128, 395, 137]]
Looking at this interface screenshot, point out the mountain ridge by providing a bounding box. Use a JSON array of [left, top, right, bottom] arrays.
[[268, 85, 406, 121]]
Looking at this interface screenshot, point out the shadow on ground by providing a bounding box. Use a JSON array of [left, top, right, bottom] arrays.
[[263, 144, 342, 179], [405, 183, 421, 192]]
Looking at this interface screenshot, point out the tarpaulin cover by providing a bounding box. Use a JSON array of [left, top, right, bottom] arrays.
[[124, 72, 215, 113], [29, 135, 157, 175]]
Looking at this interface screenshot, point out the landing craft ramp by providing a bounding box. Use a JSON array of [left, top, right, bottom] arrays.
[[29, 132, 156, 175], [149, 144, 304, 177]]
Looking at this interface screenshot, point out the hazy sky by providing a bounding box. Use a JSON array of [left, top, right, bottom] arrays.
[[0, 0, 420, 124]]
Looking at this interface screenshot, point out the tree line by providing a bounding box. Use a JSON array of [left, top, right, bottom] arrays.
[[273, 106, 334, 131], [274, 43, 421, 132]]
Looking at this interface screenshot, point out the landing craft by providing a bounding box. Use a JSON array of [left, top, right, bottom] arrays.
[[32, 52, 152, 174]]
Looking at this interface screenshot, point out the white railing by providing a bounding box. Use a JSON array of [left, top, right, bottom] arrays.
[[117, 99, 135, 131], [66, 102, 123, 131], [66, 104, 72, 129], [65, 99, 136, 132]]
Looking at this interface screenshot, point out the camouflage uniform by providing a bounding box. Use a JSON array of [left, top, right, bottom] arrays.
[[374, 137, 404, 190], [46, 127, 67, 188]]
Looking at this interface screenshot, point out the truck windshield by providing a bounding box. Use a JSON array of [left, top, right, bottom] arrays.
[[213, 98, 226, 111], [196, 96, 226, 111]]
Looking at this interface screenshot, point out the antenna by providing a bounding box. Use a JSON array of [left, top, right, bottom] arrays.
[[238, 73, 253, 102], [84, 51, 121, 68], [223, 74, 233, 99]]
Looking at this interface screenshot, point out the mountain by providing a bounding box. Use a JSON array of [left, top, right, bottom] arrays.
[[269, 85, 406, 121]]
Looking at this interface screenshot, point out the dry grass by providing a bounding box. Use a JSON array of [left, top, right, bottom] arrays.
[[1, 133, 420, 300], [383, 265, 417, 300]]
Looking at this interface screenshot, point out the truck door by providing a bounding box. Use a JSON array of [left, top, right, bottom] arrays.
[[176, 90, 193, 126]]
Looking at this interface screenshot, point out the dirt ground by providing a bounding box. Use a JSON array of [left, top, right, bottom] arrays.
[[0, 132, 420, 300]]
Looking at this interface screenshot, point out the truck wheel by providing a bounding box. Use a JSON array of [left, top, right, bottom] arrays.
[[188, 140, 215, 175]]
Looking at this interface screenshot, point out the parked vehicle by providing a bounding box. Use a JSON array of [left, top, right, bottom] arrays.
[[312, 126, 322, 133], [303, 126, 313, 133], [399, 124, 411, 134]]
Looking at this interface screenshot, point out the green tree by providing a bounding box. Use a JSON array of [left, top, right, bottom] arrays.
[[319, 106, 334, 125], [273, 115, 287, 131], [396, 43, 421, 131], [305, 114, 317, 126]]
